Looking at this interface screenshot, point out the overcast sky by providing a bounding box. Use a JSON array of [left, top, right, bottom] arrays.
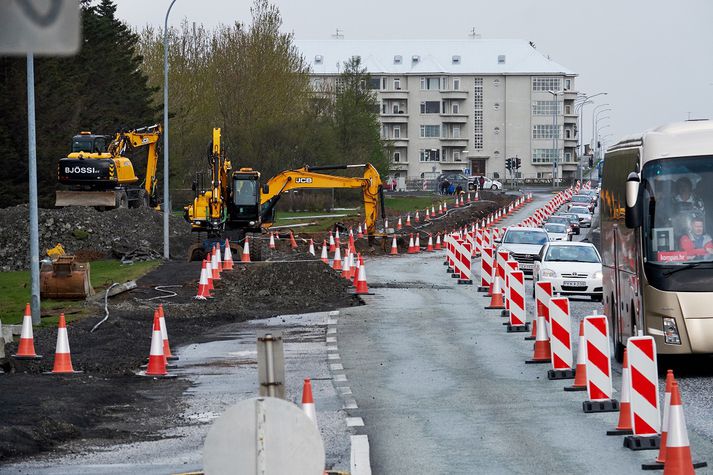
[[115, 0, 713, 148]]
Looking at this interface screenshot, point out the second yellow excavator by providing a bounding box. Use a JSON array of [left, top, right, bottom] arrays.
[[184, 128, 385, 260]]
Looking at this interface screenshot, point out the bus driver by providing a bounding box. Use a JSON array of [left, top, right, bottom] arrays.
[[679, 215, 713, 256]]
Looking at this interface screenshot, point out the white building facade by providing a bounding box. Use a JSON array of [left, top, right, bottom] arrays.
[[296, 39, 580, 188]]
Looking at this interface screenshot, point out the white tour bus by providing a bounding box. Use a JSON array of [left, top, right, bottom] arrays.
[[601, 120, 713, 362]]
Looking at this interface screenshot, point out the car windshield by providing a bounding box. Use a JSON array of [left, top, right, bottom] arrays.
[[547, 217, 568, 225], [558, 214, 579, 223], [545, 245, 600, 263], [641, 155, 713, 265], [572, 195, 589, 202], [503, 230, 548, 245], [569, 207, 589, 214], [544, 223, 567, 233]]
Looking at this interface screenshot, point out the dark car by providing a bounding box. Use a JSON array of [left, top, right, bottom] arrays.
[[553, 213, 581, 235]]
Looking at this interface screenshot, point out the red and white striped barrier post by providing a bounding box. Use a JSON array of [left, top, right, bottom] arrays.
[[454, 240, 473, 285], [506, 270, 529, 333], [623, 336, 661, 450], [527, 281, 552, 342], [547, 297, 575, 380], [502, 260, 519, 320], [582, 315, 619, 413], [478, 247, 493, 292]]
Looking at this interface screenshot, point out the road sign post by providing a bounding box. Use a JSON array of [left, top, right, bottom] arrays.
[[257, 331, 286, 399]]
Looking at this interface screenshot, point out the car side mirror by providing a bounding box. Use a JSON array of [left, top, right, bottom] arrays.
[[625, 172, 642, 228]]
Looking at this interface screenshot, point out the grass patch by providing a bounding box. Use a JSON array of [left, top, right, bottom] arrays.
[[384, 195, 443, 214], [0, 259, 161, 325]]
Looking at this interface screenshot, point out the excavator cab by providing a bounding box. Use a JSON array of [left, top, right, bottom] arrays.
[[227, 170, 262, 231], [71, 131, 111, 153]]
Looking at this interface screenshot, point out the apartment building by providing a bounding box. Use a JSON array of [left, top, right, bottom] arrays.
[[296, 39, 579, 188]]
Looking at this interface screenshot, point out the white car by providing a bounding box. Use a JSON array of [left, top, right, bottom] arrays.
[[468, 176, 503, 190], [543, 222, 571, 241], [567, 206, 593, 228], [496, 227, 549, 275], [533, 242, 603, 301]]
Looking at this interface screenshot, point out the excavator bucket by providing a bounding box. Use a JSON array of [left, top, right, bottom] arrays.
[[40, 256, 94, 300], [55, 190, 117, 207]]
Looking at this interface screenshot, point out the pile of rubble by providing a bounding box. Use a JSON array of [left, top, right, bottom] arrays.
[[0, 205, 194, 271]]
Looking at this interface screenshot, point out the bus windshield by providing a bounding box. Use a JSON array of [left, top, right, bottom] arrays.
[[641, 155, 713, 265]]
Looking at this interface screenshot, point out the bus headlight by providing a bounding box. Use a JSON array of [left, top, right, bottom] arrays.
[[663, 317, 681, 345]]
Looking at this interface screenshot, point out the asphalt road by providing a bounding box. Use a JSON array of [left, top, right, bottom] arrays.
[[337, 192, 713, 474]]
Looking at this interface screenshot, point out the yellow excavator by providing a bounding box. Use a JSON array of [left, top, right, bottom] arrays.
[[55, 124, 162, 209], [184, 128, 384, 260]]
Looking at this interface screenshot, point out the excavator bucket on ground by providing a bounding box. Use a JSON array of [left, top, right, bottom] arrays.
[[40, 256, 94, 300]]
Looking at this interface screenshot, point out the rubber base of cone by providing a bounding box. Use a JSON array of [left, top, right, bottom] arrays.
[[641, 461, 707, 471], [525, 358, 550, 364], [524, 335, 536, 341], [583, 399, 619, 413], [457, 279, 472, 284], [477, 286, 489, 292], [450, 274, 459, 279], [135, 370, 177, 379], [507, 324, 530, 333], [501, 309, 510, 318], [45, 370, 83, 374], [166, 355, 179, 361], [446, 268, 454, 273], [606, 428, 633, 436], [548, 369, 575, 380], [12, 354, 43, 360], [564, 385, 587, 392], [485, 305, 505, 309], [623, 435, 660, 451]]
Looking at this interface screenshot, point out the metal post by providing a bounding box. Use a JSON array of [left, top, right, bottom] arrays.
[[264, 334, 275, 397], [26, 54, 40, 325], [163, 0, 177, 260]]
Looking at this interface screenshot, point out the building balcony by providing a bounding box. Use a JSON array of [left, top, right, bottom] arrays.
[[564, 137, 578, 147], [563, 114, 578, 124], [440, 137, 469, 147], [390, 161, 409, 170], [440, 90, 469, 99], [378, 90, 409, 99], [563, 90, 579, 100], [380, 113, 409, 123], [440, 113, 469, 123], [383, 138, 409, 147]]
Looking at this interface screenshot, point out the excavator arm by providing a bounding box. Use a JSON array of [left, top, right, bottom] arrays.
[[118, 124, 162, 204], [260, 163, 384, 234]]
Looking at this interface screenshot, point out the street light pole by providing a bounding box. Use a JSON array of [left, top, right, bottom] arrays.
[[163, 0, 177, 260], [26, 53, 41, 324], [591, 104, 610, 152]]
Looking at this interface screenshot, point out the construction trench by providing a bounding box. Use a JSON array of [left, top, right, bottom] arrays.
[[0, 191, 513, 463]]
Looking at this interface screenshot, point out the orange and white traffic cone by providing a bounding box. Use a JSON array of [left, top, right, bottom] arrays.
[[290, 231, 298, 250], [13, 303, 41, 360], [608, 349, 633, 435], [269, 232, 276, 250], [342, 251, 352, 280], [332, 247, 342, 271], [210, 247, 221, 280], [335, 229, 341, 247], [644, 370, 676, 468], [194, 259, 212, 299], [214, 243, 223, 273], [144, 310, 168, 377], [357, 224, 363, 239], [397, 217, 403, 230], [308, 239, 315, 256], [384, 218, 389, 231], [467, 193, 471, 203], [51, 313, 78, 373], [355, 262, 369, 294], [406, 214, 412, 226], [564, 320, 587, 392], [414, 234, 421, 253], [320, 240, 329, 263], [242, 237, 251, 263], [159, 304, 177, 361], [474, 189, 479, 201], [302, 378, 317, 427], [390, 236, 399, 255], [407, 234, 416, 254], [485, 278, 505, 309], [223, 239, 234, 271], [328, 232, 336, 252], [663, 382, 699, 475], [352, 253, 361, 288], [415, 210, 420, 223], [205, 258, 215, 293], [430, 205, 436, 218], [525, 314, 551, 363], [426, 235, 434, 252], [348, 229, 355, 252], [435, 233, 442, 250]]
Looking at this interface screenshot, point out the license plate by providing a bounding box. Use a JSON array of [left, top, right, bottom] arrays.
[[519, 263, 534, 270], [563, 280, 587, 287]]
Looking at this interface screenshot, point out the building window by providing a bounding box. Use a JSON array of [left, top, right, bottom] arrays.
[[419, 149, 441, 162], [393, 126, 401, 139], [473, 77, 483, 150], [565, 104, 572, 115], [497, 55, 506, 64], [494, 126, 500, 135], [394, 152, 401, 162], [452, 55, 461, 65], [394, 78, 401, 90], [382, 77, 387, 89], [564, 151, 572, 162], [453, 125, 461, 138], [532, 77, 562, 91], [532, 101, 561, 115], [394, 55, 402, 64], [420, 77, 440, 90], [420, 125, 440, 138], [532, 148, 560, 163], [493, 102, 500, 111], [392, 103, 399, 114], [368, 77, 381, 90], [565, 128, 572, 139], [420, 101, 440, 113], [454, 151, 461, 161], [452, 103, 459, 114], [564, 78, 572, 90], [532, 124, 561, 139], [453, 78, 461, 90]]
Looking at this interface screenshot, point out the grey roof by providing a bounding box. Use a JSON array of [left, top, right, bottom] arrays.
[[295, 39, 576, 76]]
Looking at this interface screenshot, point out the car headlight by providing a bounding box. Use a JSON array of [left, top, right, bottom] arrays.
[[592, 271, 602, 280], [541, 269, 557, 278], [663, 317, 681, 345]]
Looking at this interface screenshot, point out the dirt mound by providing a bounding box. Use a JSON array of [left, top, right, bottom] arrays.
[[0, 205, 194, 271]]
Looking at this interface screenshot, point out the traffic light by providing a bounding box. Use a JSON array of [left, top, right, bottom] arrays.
[[515, 157, 522, 169], [505, 158, 512, 171]]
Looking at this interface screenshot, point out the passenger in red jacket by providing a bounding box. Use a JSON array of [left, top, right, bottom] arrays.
[[679, 216, 713, 256]]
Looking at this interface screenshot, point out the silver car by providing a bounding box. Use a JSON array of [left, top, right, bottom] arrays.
[[568, 206, 592, 228]]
